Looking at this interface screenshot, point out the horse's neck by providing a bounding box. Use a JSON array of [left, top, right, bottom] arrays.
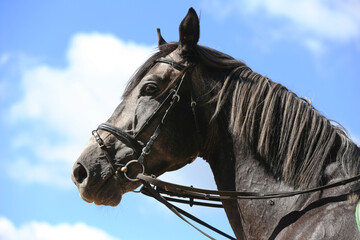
[[202, 117, 301, 239], [232, 139, 352, 239], [203, 125, 352, 239], [232, 141, 298, 238], [204, 125, 247, 240]]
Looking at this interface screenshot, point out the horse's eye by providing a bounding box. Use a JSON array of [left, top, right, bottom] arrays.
[[143, 83, 158, 95]]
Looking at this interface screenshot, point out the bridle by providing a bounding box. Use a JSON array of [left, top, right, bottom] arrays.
[[91, 57, 360, 240], [92, 57, 195, 181], [91, 57, 232, 239]]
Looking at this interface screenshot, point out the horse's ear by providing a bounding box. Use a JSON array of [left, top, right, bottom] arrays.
[[178, 8, 199, 56], [157, 28, 167, 46]]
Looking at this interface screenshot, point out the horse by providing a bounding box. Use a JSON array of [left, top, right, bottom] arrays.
[[72, 8, 360, 239]]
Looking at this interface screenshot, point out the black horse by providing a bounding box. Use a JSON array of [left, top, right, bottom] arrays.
[[72, 8, 360, 239]]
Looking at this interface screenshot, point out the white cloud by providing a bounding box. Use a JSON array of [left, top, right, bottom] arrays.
[[6, 33, 154, 188], [0, 53, 10, 65], [247, 0, 359, 42], [10, 33, 154, 138], [0, 217, 119, 240], [6, 32, 216, 190], [202, 0, 360, 53], [302, 38, 326, 57], [0, 79, 9, 101], [8, 158, 71, 188]]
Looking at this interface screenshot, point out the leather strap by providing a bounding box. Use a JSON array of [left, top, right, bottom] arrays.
[[92, 59, 194, 182], [137, 173, 360, 200], [92, 129, 119, 171], [141, 181, 236, 240], [97, 123, 143, 153], [155, 57, 186, 71]]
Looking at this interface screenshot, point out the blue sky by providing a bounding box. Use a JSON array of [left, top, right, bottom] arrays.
[[0, 1, 359, 239]]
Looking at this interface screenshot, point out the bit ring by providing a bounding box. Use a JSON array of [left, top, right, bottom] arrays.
[[116, 160, 145, 182]]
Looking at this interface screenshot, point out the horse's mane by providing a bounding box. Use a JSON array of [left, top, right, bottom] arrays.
[[124, 43, 360, 188], [196, 46, 360, 188]]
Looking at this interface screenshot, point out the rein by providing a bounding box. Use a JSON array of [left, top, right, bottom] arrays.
[[137, 173, 360, 200], [136, 172, 360, 240]]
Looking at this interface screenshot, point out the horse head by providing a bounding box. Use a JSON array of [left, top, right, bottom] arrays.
[[72, 8, 207, 206]]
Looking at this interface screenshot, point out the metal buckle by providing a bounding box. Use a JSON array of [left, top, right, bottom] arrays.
[[92, 130, 105, 148], [172, 93, 181, 102]]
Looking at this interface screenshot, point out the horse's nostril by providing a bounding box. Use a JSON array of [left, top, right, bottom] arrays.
[[73, 163, 88, 184]]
